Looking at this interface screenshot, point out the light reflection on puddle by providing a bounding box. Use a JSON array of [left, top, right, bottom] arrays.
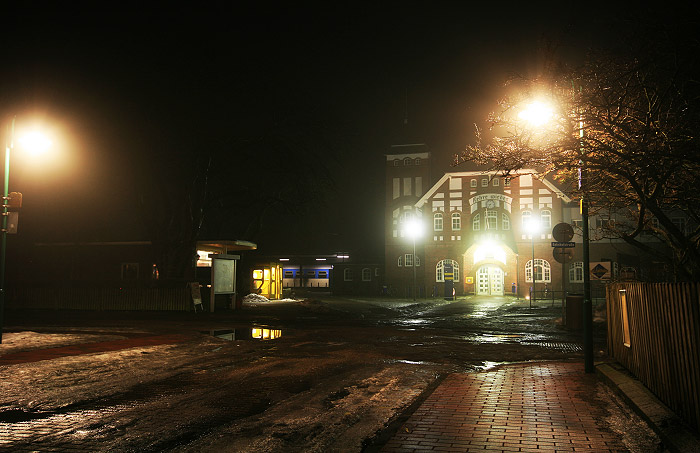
[[205, 327, 283, 341]]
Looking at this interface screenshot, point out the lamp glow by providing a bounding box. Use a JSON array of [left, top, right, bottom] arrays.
[[18, 130, 53, 156], [518, 101, 554, 127]]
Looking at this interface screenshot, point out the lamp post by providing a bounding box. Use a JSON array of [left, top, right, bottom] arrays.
[[405, 217, 423, 301], [0, 119, 53, 343], [526, 218, 540, 309], [520, 98, 594, 373]]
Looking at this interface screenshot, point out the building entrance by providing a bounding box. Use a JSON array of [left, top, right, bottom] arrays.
[[476, 265, 504, 295]]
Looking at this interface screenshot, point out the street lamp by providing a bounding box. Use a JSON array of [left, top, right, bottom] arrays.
[[0, 119, 53, 343], [404, 217, 423, 301], [520, 98, 594, 373], [526, 217, 540, 309]]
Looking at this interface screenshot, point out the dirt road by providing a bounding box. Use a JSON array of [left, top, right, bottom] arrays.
[[0, 295, 612, 451]]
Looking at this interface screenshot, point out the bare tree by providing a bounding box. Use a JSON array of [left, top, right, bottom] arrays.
[[458, 22, 700, 279]]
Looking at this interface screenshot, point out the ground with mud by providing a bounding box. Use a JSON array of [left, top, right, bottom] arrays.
[[0, 295, 660, 452]]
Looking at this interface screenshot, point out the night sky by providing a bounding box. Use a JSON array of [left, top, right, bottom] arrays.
[[0, 3, 687, 259]]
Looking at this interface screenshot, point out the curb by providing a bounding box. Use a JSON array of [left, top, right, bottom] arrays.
[[596, 361, 700, 453]]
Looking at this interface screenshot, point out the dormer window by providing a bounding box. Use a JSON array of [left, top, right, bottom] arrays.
[[404, 158, 412, 166]]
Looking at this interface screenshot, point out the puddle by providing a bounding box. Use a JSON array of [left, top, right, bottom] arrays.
[[204, 327, 283, 341]]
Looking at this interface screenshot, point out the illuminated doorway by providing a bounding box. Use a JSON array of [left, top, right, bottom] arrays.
[[252, 264, 282, 300], [476, 265, 504, 295]]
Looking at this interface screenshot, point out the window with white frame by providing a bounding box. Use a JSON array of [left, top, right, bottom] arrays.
[[405, 254, 414, 267], [470, 179, 477, 187], [362, 268, 371, 281], [486, 210, 497, 230], [481, 178, 488, 187], [344, 268, 353, 281], [397, 256, 403, 267], [493, 178, 499, 186], [434, 212, 443, 231], [569, 262, 584, 282], [452, 212, 461, 230], [502, 213, 510, 230], [526, 259, 551, 283], [436, 259, 459, 282], [472, 213, 480, 231], [541, 209, 552, 229], [403, 158, 412, 166]]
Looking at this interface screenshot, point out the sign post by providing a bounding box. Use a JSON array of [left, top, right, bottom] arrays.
[[552, 223, 575, 323], [444, 262, 454, 301]]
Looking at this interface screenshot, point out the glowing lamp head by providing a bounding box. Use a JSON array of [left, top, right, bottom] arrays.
[[18, 130, 53, 157], [518, 101, 554, 127], [526, 218, 540, 235], [405, 218, 423, 239]]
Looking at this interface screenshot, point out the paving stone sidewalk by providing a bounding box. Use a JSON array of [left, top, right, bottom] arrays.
[[382, 362, 628, 452]]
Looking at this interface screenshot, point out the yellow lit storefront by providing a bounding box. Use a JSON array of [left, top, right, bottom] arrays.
[[252, 263, 282, 300]]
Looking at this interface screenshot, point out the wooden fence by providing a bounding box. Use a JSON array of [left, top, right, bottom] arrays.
[[7, 287, 192, 311], [606, 282, 700, 433]]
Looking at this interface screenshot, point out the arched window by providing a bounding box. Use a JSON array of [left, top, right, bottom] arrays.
[[397, 256, 403, 267], [414, 158, 421, 166], [362, 268, 371, 281], [526, 259, 551, 283], [541, 210, 552, 229], [472, 213, 480, 231], [436, 259, 459, 282], [451, 212, 461, 230], [344, 268, 353, 281], [486, 210, 497, 230], [502, 213, 510, 230], [403, 157, 412, 166], [434, 212, 443, 231]]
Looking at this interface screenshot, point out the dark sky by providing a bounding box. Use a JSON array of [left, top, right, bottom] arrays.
[[0, 3, 685, 257]]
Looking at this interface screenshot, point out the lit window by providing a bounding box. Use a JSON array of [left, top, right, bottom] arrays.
[[541, 210, 552, 229], [344, 268, 353, 281], [434, 212, 444, 231], [452, 212, 461, 230], [362, 268, 371, 281], [569, 262, 584, 283], [522, 210, 531, 229], [486, 210, 497, 230], [502, 213, 510, 230], [526, 259, 551, 283], [472, 213, 480, 231]]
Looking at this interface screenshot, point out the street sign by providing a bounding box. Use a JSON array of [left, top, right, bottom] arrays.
[[551, 241, 575, 248], [552, 222, 574, 242], [553, 247, 574, 263]]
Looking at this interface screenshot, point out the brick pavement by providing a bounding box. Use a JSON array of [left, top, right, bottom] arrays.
[[382, 362, 627, 452]]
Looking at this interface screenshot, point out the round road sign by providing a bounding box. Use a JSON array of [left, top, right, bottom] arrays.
[[553, 247, 574, 263], [552, 222, 575, 242]]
